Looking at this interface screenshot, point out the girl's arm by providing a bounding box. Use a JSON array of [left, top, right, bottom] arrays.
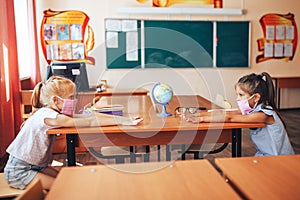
[[188, 111, 274, 124], [45, 112, 142, 127]]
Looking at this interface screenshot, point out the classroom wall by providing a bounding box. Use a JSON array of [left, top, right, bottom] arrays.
[[35, 0, 300, 109]]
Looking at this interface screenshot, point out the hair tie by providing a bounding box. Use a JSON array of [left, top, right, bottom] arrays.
[[258, 73, 266, 81]]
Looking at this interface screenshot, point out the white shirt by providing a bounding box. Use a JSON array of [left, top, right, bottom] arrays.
[[7, 107, 59, 167]]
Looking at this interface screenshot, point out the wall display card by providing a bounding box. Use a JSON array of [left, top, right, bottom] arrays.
[[122, 20, 138, 32], [286, 25, 295, 40], [57, 24, 70, 40], [264, 43, 273, 57], [59, 43, 72, 60], [284, 42, 293, 57], [72, 43, 85, 59], [46, 44, 59, 60], [126, 31, 138, 61], [105, 19, 122, 31], [266, 26, 275, 40], [70, 24, 82, 40], [274, 43, 283, 57], [276, 25, 285, 40], [106, 32, 119, 48], [44, 24, 56, 40]]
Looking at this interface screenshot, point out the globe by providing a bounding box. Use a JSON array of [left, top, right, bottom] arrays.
[[151, 82, 173, 117]]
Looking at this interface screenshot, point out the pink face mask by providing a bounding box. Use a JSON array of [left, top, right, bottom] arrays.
[[57, 96, 77, 117], [237, 95, 257, 115]]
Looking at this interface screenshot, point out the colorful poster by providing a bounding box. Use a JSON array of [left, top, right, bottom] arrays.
[[256, 13, 298, 63], [40, 9, 95, 65]]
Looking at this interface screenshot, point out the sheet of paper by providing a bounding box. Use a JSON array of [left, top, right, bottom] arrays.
[[286, 25, 294, 40], [274, 43, 283, 57], [126, 31, 138, 61], [106, 32, 118, 48], [105, 19, 121, 31], [276, 25, 285, 40], [266, 26, 275, 40], [264, 43, 273, 57], [122, 20, 137, 32], [284, 42, 293, 57]]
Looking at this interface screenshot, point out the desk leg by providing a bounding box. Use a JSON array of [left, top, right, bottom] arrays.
[[166, 145, 171, 161], [277, 87, 281, 111], [144, 146, 150, 162], [232, 129, 242, 157], [66, 134, 76, 166], [129, 146, 136, 163]]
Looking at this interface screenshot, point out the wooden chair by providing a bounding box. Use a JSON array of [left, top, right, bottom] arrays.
[[15, 179, 44, 200], [0, 173, 24, 199], [20, 90, 33, 120]]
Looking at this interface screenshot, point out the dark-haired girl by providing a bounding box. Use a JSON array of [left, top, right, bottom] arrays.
[[188, 72, 294, 156]]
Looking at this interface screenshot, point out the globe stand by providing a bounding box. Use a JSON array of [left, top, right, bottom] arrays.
[[157, 103, 172, 117]]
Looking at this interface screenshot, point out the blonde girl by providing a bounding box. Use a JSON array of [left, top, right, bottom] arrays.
[[4, 76, 141, 191]]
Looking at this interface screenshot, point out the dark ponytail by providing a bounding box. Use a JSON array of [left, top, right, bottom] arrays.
[[260, 72, 277, 111]]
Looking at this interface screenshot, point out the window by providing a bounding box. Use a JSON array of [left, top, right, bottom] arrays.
[[14, 0, 31, 78]]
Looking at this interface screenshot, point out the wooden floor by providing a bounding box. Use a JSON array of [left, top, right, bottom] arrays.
[[1, 109, 299, 171]]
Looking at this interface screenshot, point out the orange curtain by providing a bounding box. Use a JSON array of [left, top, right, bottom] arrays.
[[27, 0, 41, 87], [0, 0, 22, 157]]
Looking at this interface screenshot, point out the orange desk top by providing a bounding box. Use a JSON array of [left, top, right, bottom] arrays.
[[46, 159, 240, 200], [215, 154, 300, 200]]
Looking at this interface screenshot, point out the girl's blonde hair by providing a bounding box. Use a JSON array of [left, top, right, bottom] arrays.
[[31, 76, 76, 109]]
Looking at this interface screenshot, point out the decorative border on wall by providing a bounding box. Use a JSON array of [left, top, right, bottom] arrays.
[[256, 13, 298, 63], [40, 9, 95, 65]]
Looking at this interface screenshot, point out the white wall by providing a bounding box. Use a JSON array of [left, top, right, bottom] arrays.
[[36, 0, 300, 108]]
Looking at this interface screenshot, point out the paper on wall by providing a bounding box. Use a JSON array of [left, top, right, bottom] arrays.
[[106, 32, 118, 48], [126, 31, 138, 61], [264, 43, 273, 57], [105, 19, 122, 31]]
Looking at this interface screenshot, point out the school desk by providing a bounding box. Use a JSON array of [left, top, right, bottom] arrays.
[[272, 76, 300, 110], [215, 154, 300, 200], [47, 95, 265, 166], [45, 159, 240, 200]]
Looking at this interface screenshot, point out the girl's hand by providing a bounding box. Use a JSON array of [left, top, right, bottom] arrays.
[[120, 117, 144, 126]]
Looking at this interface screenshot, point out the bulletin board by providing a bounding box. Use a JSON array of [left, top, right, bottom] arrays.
[[105, 19, 250, 69], [41, 9, 95, 65], [105, 19, 142, 69]]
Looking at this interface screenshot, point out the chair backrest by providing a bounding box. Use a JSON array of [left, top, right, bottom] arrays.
[[214, 94, 232, 109], [15, 178, 44, 200], [20, 90, 33, 120]]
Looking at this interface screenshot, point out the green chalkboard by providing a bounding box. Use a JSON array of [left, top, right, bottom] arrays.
[[216, 21, 250, 67], [144, 20, 213, 68], [105, 19, 250, 69]]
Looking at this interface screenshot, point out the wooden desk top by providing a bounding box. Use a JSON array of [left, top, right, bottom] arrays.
[[46, 160, 240, 200], [47, 95, 265, 135], [215, 154, 300, 200]]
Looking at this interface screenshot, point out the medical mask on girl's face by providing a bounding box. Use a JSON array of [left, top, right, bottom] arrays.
[[237, 95, 257, 115], [57, 96, 77, 117]]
